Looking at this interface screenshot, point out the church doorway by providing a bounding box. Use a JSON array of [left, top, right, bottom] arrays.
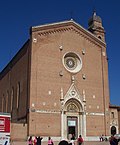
[[67, 116, 78, 139], [111, 126, 116, 135], [62, 98, 86, 140]]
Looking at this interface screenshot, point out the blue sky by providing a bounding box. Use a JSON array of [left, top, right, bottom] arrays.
[[0, 0, 120, 105]]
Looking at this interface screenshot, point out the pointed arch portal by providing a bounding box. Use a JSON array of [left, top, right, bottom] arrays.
[[65, 99, 81, 139], [61, 98, 86, 140]]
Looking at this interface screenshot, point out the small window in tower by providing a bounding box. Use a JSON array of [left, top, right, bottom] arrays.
[[111, 112, 114, 119], [98, 36, 102, 39]]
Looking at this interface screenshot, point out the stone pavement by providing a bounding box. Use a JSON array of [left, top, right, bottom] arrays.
[[10, 141, 116, 145]]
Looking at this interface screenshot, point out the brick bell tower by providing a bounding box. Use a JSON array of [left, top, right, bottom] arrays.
[[88, 10, 105, 42], [89, 11, 110, 136]]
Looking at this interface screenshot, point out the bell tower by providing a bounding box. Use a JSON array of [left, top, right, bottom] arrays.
[[88, 11, 105, 42]]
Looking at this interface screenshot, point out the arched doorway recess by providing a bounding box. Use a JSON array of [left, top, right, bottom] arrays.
[[111, 126, 116, 135], [62, 98, 86, 139]]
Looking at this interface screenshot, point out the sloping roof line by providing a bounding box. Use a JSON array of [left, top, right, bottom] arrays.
[[31, 19, 106, 47], [0, 39, 29, 79]]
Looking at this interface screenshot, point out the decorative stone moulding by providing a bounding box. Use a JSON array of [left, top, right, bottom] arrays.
[[82, 48, 85, 55], [33, 38, 37, 43], [59, 45, 63, 51], [63, 52, 82, 74], [59, 70, 63, 76], [82, 74, 86, 79]]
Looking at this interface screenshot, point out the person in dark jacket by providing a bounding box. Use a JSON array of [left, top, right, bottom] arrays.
[[37, 136, 43, 145], [109, 135, 119, 145], [58, 140, 68, 145]]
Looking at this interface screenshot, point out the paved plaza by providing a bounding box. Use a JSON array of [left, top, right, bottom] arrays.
[[10, 140, 120, 145]]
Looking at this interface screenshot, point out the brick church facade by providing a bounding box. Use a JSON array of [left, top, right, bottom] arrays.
[[0, 12, 120, 141]]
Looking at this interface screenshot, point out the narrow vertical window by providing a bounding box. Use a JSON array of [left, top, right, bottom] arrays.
[[17, 82, 20, 109], [11, 87, 14, 111], [2, 94, 5, 112], [2, 95, 4, 112], [111, 112, 114, 119], [6, 91, 9, 112]]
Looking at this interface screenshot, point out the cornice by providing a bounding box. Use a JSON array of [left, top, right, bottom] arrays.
[[31, 20, 106, 48], [109, 104, 120, 109]]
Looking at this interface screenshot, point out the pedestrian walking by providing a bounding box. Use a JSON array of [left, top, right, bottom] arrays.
[[37, 136, 43, 145], [58, 140, 68, 145], [34, 136, 37, 145], [70, 134, 75, 145], [99, 134, 104, 141], [28, 136, 33, 145], [48, 137, 54, 145], [109, 135, 119, 145], [77, 135, 83, 145]]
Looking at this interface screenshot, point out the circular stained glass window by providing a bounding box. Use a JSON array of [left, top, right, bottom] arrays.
[[65, 57, 76, 69], [63, 52, 82, 73]]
